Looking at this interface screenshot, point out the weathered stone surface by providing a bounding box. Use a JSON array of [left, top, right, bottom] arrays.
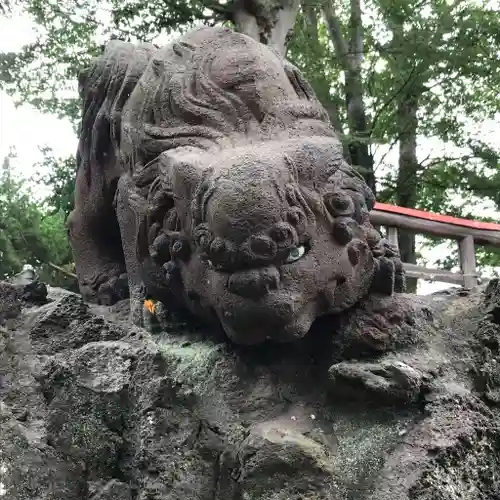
[[10, 267, 48, 305], [2, 284, 500, 498], [0, 281, 21, 325], [68, 26, 405, 345], [88, 480, 133, 500]]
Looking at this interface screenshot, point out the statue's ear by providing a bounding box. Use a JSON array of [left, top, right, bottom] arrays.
[[130, 147, 205, 267], [314, 154, 374, 225], [130, 146, 204, 213], [283, 60, 319, 102], [157, 147, 206, 209]]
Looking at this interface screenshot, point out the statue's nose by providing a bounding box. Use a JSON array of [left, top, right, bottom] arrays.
[[228, 266, 280, 299]]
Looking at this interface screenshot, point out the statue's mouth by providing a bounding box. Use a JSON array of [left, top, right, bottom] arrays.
[[218, 294, 312, 345]]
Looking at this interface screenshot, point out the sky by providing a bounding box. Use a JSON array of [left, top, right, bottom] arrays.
[[0, 12, 76, 197], [1, 10, 499, 295]]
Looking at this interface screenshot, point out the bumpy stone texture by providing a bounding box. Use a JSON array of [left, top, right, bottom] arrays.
[[10, 267, 48, 305], [2, 283, 500, 499], [68, 26, 405, 345], [0, 281, 20, 324], [0, 268, 48, 326]]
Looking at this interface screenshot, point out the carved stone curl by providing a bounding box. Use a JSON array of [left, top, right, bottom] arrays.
[[69, 26, 405, 344]]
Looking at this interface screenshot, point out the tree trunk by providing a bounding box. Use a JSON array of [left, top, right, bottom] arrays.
[[302, 3, 347, 145], [229, 0, 301, 56], [322, 0, 375, 194], [396, 92, 420, 293]]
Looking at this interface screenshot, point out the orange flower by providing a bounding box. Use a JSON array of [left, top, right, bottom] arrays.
[[144, 299, 156, 315]]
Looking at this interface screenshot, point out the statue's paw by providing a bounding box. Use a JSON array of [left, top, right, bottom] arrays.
[[369, 239, 406, 295], [333, 294, 420, 357], [129, 295, 147, 328], [328, 358, 432, 404], [96, 273, 129, 305]]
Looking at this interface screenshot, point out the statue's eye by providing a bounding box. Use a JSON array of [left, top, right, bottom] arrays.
[[285, 245, 306, 264]]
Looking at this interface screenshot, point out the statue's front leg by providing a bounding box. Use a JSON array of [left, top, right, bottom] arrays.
[[128, 284, 147, 328], [67, 163, 129, 306], [114, 174, 149, 328]]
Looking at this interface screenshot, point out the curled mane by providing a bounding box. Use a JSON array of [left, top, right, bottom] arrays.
[[77, 40, 156, 189], [119, 26, 334, 224]]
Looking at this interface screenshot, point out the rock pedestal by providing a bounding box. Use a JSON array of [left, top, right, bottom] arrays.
[[1, 284, 500, 499]]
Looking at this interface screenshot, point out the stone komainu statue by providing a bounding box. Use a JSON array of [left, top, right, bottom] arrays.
[[68, 26, 405, 345]]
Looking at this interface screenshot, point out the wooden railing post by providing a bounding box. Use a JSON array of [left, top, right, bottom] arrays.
[[458, 235, 477, 289], [387, 227, 399, 249]]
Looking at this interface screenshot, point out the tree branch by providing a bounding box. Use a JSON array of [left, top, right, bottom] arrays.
[[370, 65, 418, 136], [322, 0, 349, 69], [48, 262, 77, 280], [202, 0, 231, 16]]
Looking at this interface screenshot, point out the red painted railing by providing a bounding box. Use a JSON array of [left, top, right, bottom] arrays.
[[374, 203, 500, 232], [370, 203, 500, 288]]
